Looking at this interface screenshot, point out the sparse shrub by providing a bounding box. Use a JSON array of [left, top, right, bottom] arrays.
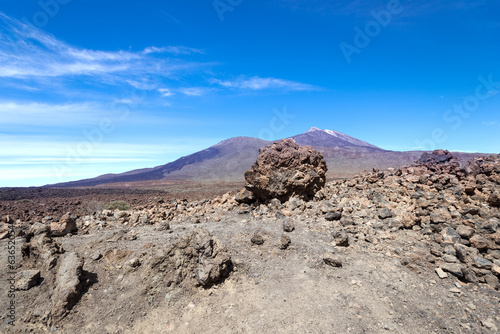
[[15, 199, 33, 204], [82, 199, 106, 215], [105, 200, 131, 211]]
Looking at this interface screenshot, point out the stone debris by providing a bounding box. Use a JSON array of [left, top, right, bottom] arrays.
[[15, 270, 41, 291], [323, 253, 343, 268], [279, 234, 291, 250], [435, 267, 448, 279], [251, 232, 265, 245]]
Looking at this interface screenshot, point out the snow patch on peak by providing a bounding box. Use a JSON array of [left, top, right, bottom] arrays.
[[304, 127, 380, 149], [306, 127, 321, 133]]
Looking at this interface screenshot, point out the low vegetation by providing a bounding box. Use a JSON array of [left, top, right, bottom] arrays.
[[105, 200, 131, 211]]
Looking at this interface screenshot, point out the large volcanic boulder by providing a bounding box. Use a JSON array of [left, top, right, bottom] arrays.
[[244, 139, 328, 202]]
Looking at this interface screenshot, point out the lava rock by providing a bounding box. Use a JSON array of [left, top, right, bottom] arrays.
[[440, 227, 461, 244], [251, 232, 265, 245], [470, 235, 490, 251], [279, 234, 291, 250], [488, 192, 500, 208], [323, 253, 343, 268], [282, 220, 295, 232], [325, 211, 342, 221], [50, 213, 77, 237], [234, 189, 256, 204], [15, 270, 41, 291], [378, 208, 393, 220], [332, 231, 349, 247], [244, 139, 328, 202]]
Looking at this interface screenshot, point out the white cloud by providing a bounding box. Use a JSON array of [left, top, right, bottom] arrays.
[[180, 87, 211, 96], [158, 88, 175, 97], [142, 46, 204, 55], [0, 101, 105, 126], [211, 76, 317, 91], [0, 12, 208, 91]]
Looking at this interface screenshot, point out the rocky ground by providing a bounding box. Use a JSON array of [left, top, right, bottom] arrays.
[[1, 150, 500, 333]]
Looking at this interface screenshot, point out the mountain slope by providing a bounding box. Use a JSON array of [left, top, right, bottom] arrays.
[[48, 128, 486, 188], [51, 137, 271, 187]]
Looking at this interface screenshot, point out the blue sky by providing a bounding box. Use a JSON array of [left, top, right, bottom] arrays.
[[0, 0, 499, 187]]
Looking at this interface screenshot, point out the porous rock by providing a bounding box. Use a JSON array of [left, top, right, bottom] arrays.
[[244, 139, 327, 202]]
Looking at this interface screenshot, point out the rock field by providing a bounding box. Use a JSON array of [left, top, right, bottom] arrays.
[[1, 148, 500, 333]]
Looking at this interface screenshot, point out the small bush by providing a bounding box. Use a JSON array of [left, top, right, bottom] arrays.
[[15, 199, 33, 204], [105, 200, 131, 211]]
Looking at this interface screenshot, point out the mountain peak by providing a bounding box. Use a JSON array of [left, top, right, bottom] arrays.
[[294, 127, 383, 151], [306, 127, 322, 132]]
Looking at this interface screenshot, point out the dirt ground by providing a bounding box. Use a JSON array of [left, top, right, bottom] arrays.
[[1, 212, 499, 333]]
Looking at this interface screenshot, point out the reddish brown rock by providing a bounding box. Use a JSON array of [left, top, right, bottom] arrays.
[[488, 192, 500, 208], [50, 213, 77, 237], [470, 234, 490, 251], [244, 139, 328, 202]]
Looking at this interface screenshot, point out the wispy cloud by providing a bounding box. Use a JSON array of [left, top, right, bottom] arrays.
[[0, 12, 207, 91], [211, 76, 317, 92], [142, 46, 204, 55], [0, 101, 105, 126], [180, 87, 212, 96]]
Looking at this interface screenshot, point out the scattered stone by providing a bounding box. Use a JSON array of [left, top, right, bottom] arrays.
[[476, 219, 498, 234], [488, 192, 500, 208], [491, 264, 500, 276], [470, 235, 490, 251], [435, 267, 448, 279], [325, 211, 342, 221], [244, 139, 328, 202], [15, 270, 41, 290], [50, 213, 77, 237], [472, 257, 493, 270], [128, 258, 141, 268], [440, 227, 461, 244], [485, 274, 499, 290], [234, 189, 256, 204], [282, 220, 295, 233], [481, 319, 498, 331], [461, 267, 479, 283], [251, 232, 265, 246], [378, 208, 393, 220], [126, 230, 138, 241], [430, 208, 451, 224], [279, 234, 291, 250], [90, 252, 102, 261], [456, 225, 475, 239], [449, 287, 461, 294], [332, 231, 349, 247], [281, 209, 292, 217], [323, 253, 343, 268], [439, 263, 464, 278]]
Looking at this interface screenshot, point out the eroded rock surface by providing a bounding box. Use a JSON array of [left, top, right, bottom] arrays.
[[244, 139, 327, 202]]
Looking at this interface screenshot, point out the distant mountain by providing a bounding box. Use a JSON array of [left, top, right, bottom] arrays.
[[50, 137, 271, 187], [292, 127, 383, 152], [48, 128, 485, 188]]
